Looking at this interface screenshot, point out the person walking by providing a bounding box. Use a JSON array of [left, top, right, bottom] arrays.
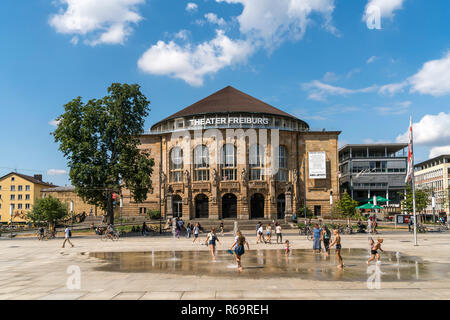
[[192, 223, 200, 244], [62, 226, 74, 248], [275, 222, 282, 244], [256, 223, 265, 244], [142, 222, 147, 236], [220, 221, 224, 236], [205, 227, 221, 261], [329, 229, 343, 269], [312, 224, 321, 253], [230, 230, 250, 271]]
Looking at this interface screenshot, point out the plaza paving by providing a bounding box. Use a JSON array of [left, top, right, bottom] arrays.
[[1, 229, 450, 300]]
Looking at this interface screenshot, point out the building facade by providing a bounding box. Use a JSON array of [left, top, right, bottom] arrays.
[[41, 186, 103, 216], [121, 86, 340, 220], [0, 172, 56, 223], [339, 144, 408, 211], [414, 154, 450, 216]]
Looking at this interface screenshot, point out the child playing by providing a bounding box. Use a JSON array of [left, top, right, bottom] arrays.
[[367, 237, 384, 265], [285, 240, 290, 255]]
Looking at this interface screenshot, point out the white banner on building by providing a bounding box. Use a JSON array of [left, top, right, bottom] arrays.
[[309, 151, 327, 179]]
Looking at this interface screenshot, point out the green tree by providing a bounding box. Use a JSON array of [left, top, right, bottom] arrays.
[[53, 83, 155, 225], [336, 192, 359, 218], [401, 184, 431, 215], [27, 197, 68, 226]]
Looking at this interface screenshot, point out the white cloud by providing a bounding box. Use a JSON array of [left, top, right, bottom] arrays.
[[322, 72, 339, 82], [374, 101, 411, 115], [216, 0, 336, 48], [186, 2, 198, 12], [47, 169, 68, 176], [49, 119, 60, 127], [367, 56, 377, 64], [429, 145, 450, 158], [302, 80, 377, 101], [379, 81, 408, 95], [409, 51, 450, 96], [363, 138, 392, 144], [363, 0, 405, 21], [49, 0, 145, 46], [396, 112, 450, 147], [205, 13, 226, 26], [137, 30, 253, 86]]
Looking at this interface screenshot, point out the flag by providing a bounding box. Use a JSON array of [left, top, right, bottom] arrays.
[[405, 116, 414, 183]]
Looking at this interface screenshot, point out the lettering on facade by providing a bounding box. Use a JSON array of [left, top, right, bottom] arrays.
[[188, 116, 270, 127]]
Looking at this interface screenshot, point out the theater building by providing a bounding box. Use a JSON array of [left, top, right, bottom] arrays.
[[121, 86, 340, 220]]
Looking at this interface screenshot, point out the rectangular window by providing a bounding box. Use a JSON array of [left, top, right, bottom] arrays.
[[25, 185, 30, 191], [25, 194, 30, 200], [18, 185, 22, 191], [0, 185, 2, 190], [139, 207, 147, 214], [10, 195, 15, 200], [25, 204, 30, 210], [18, 195, 22, 200], [11, 185, 15, 191], [17, 204, 22, 209]]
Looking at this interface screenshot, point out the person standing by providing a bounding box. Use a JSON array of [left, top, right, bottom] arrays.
[[38, 226, 45, 240], [321, 225, 331, 256], [275, 223, 282, 244], [186, 223, 192, 239], [266, 224, 272, 244], [312, 224, 321, 253], [62, 226, 74, 248], [220, 221, 224, 236], [329, 229, 343, 269]]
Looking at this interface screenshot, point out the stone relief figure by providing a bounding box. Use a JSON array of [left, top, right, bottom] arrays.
[[184, 170, 190, 184], [160, 172, 167, 185], [293, 169, 298, 183], [167, 185, 174, 194], [241, 168, 248, 185], [212, 168, 219, 186]]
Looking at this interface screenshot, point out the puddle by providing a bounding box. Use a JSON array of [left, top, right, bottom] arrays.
[[89, 248, 449, 282]]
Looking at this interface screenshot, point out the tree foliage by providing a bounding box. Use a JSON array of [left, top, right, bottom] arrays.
[[27, 197, 68, 226], [336, 192, 359, 218], [53, 83, 155, 225], [401, 184, 431, 214]]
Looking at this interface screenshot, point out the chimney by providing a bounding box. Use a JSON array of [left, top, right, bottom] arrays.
[[34, 174, 43, 182]]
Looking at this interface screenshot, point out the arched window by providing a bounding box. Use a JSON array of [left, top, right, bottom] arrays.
[[170, 147, 183, 182], [221, 144, 237, 181], [276, 146, 288, 181], [249, 144, 264, 180], [194, 145, 209, 181]]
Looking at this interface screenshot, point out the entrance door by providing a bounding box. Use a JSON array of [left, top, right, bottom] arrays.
[[173, 195, 182, 218], [222, 193, 237, 219], [195, 194, 209, 218], [277, 194, 286, 219], [250, 193, 265, 219], [314, 205, 321, 217]]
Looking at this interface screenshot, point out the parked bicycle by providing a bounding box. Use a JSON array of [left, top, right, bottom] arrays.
[[299, 225, 313, 241]]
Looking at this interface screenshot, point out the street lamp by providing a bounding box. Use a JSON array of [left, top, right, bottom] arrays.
[[431, 191, 436, 223], [70, 200, 74, 231]]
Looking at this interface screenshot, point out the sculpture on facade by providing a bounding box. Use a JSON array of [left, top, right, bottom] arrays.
[[184, 170, 190, 184], [241, 168, 248, 185]]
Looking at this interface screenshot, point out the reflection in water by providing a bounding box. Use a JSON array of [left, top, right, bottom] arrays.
[[89, 248, 446, 282]]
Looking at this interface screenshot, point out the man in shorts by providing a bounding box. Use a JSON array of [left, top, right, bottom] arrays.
[[62, 226, 74, 248]]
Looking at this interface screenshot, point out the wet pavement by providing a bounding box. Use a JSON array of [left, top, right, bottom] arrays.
[[90, 248, 450, 282]]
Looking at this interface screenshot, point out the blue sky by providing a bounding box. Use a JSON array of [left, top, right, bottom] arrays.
[[0, 0, 449, 186]]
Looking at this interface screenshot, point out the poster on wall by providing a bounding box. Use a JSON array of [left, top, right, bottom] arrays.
[[309, 152, 326, 179]]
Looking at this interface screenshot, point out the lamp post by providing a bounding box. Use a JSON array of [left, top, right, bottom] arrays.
[[431, 191, 436, 223], [70, 200, 74, 231]]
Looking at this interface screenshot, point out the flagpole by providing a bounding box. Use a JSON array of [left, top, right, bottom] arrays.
[[410, 116, 418, 246]]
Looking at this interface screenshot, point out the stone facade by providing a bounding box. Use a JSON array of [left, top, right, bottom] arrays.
[[120, 130, 340, 220], [41, 186, 103, 216]]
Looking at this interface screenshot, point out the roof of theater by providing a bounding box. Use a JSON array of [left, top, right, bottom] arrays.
[[156, 86, 300, 123]]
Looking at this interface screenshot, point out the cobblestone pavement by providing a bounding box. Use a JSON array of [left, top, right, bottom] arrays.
[[1, 230, 450, 300]]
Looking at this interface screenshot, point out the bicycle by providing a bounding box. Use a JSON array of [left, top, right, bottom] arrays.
[[299, 226, 313, 241], [343, 226, 353, 235], [101, 231, 120, 241]]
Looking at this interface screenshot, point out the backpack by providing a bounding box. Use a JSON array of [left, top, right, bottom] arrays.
[[68, 229, 72, 237], [324, 229, 331, 239]]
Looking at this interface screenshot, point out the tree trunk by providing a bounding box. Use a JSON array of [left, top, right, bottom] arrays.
[[106, 191, 114, 225]]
